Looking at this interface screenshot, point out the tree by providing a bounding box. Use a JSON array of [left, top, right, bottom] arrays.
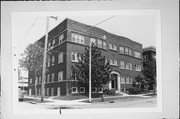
[[134, 58, 156, 94], [19, 42, 44, 97], [72, 43, 112, 94]]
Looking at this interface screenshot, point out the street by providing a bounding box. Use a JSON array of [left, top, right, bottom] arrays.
[[15, 96, 157, 115]]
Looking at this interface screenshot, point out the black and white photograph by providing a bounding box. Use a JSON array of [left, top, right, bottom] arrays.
[[1, 1, 179, 119], [11, 10, 162, 115]]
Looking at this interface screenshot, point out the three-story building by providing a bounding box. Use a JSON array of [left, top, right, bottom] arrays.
[[28, 18, 143, 96]]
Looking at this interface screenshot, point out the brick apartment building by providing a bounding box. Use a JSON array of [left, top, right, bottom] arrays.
[[142, 46, 156, 90], [28, 18, 143, 96], [143, 46, 156, 61]]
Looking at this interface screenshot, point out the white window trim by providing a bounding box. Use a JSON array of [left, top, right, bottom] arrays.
[[92, 88, 97, 93], [51, 87, 54, 96], [79, 87, 85, 93], [30, 78, 32, 84], [98, 88, 103, 93], [119, 46, 124, 54], [47, 88, 49, 96], [58, 71, 63, 81], [71, 52, 79, 62], [121, 77, 125, 84], [51, 56, 55, 66], [103, 41, 107, 49], [58, 52, 63, 63], [71, 87, 78, 94], [52, 73, 55, 82], [97, 39, 102, 48], [120, 61, 125, 69]]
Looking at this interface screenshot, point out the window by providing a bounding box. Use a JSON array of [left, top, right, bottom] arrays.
[[52, 39, 55, 46], [114, 60, 117, 66], [129, 78, 133, 84], [39, 76, 41, 84], [103, 42, 107, 49], [129, 63, 132, 70], [47, 88, 49, 96], [110, 59, 113, 65], [135, 65, 142, 71], [129, 49, 132, 56], [134, 51, 141, 58], [80, 35, 85, 44], [48, 42, 51, 49], [47, 56, 50, 67], [71, 87, 78, 94], [92, 88, 97, 93], [71, 72, 77, 80], [79, 87, 85, 93], [119, 46, 124, 54], [71, 52, 79, 62], [143, 55, 148, 61], [58, 71, 63, 81], [39, 88, 41, 95], [98, 88, 103, 93], [125, 47, 128, 55], [110, 59, 118, 66], [126, 77, 129, 84], [35, 76, 38, 84], [30, 78, 32, 84], [52, 73, 55, 82], [97, 39, 102, 48], [120, 61, 124, 69], [90, 38, 96, 45], [121, 76, 125, 84], [71, 33, 84, 44], [47, 74, 50, 83], [58, 52, 63, 63], [125, 62, 129, 69], [113, 44, 117, 51], [51, 88, 54, 96], [59, 34, 64, 44], [52, 56, 55, 66], [109, 43, 112, 49]]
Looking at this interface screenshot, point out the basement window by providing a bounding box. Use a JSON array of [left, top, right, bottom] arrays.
[[71, 87, 78, 94]]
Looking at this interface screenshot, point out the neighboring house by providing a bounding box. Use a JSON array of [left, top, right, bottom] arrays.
[[142, 46, 156, 90], [28, 18, 143, 96], [143, 46, 156, 61], [18, 68, 28, 92]]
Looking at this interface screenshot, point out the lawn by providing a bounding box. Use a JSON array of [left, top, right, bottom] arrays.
[[53, 94, 88, 100]]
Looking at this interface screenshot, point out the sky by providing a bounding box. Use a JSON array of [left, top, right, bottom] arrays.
[[12, 11, 157, 59]]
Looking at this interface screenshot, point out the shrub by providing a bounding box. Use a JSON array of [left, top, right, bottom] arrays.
[[103, 89, 116, 96], [126, 88, 141, 94]]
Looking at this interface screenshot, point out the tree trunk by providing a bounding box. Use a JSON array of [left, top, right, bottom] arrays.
[[34, 72, 37, 99]]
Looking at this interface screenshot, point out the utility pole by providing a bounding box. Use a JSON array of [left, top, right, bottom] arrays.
[[89, 41, 92, 103], [41, 16, 57, 102], [41, 16, 49, 102]]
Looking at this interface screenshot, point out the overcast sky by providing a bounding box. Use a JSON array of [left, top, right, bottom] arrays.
[[12, 11, 157, 58]]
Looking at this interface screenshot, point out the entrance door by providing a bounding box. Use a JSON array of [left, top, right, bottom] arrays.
[[111, 74, 118, 90], [57, 87, 61, 96]]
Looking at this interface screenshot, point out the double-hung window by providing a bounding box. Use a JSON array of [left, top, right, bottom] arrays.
[[120, 61, 124, 69], [58, 71, 63, 81], [119, 46, 124, 54], [51, 73, 54, 82], [58, 52, 63, 63], [125, 47, 128, 55], [59, 34, 64, 44], [97, 39, 102, 48], [52, 56, 55, 66]]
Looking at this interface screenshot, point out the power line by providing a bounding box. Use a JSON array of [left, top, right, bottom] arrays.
[[20, 17, 39, 44], [85, 15, 116, 32]]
